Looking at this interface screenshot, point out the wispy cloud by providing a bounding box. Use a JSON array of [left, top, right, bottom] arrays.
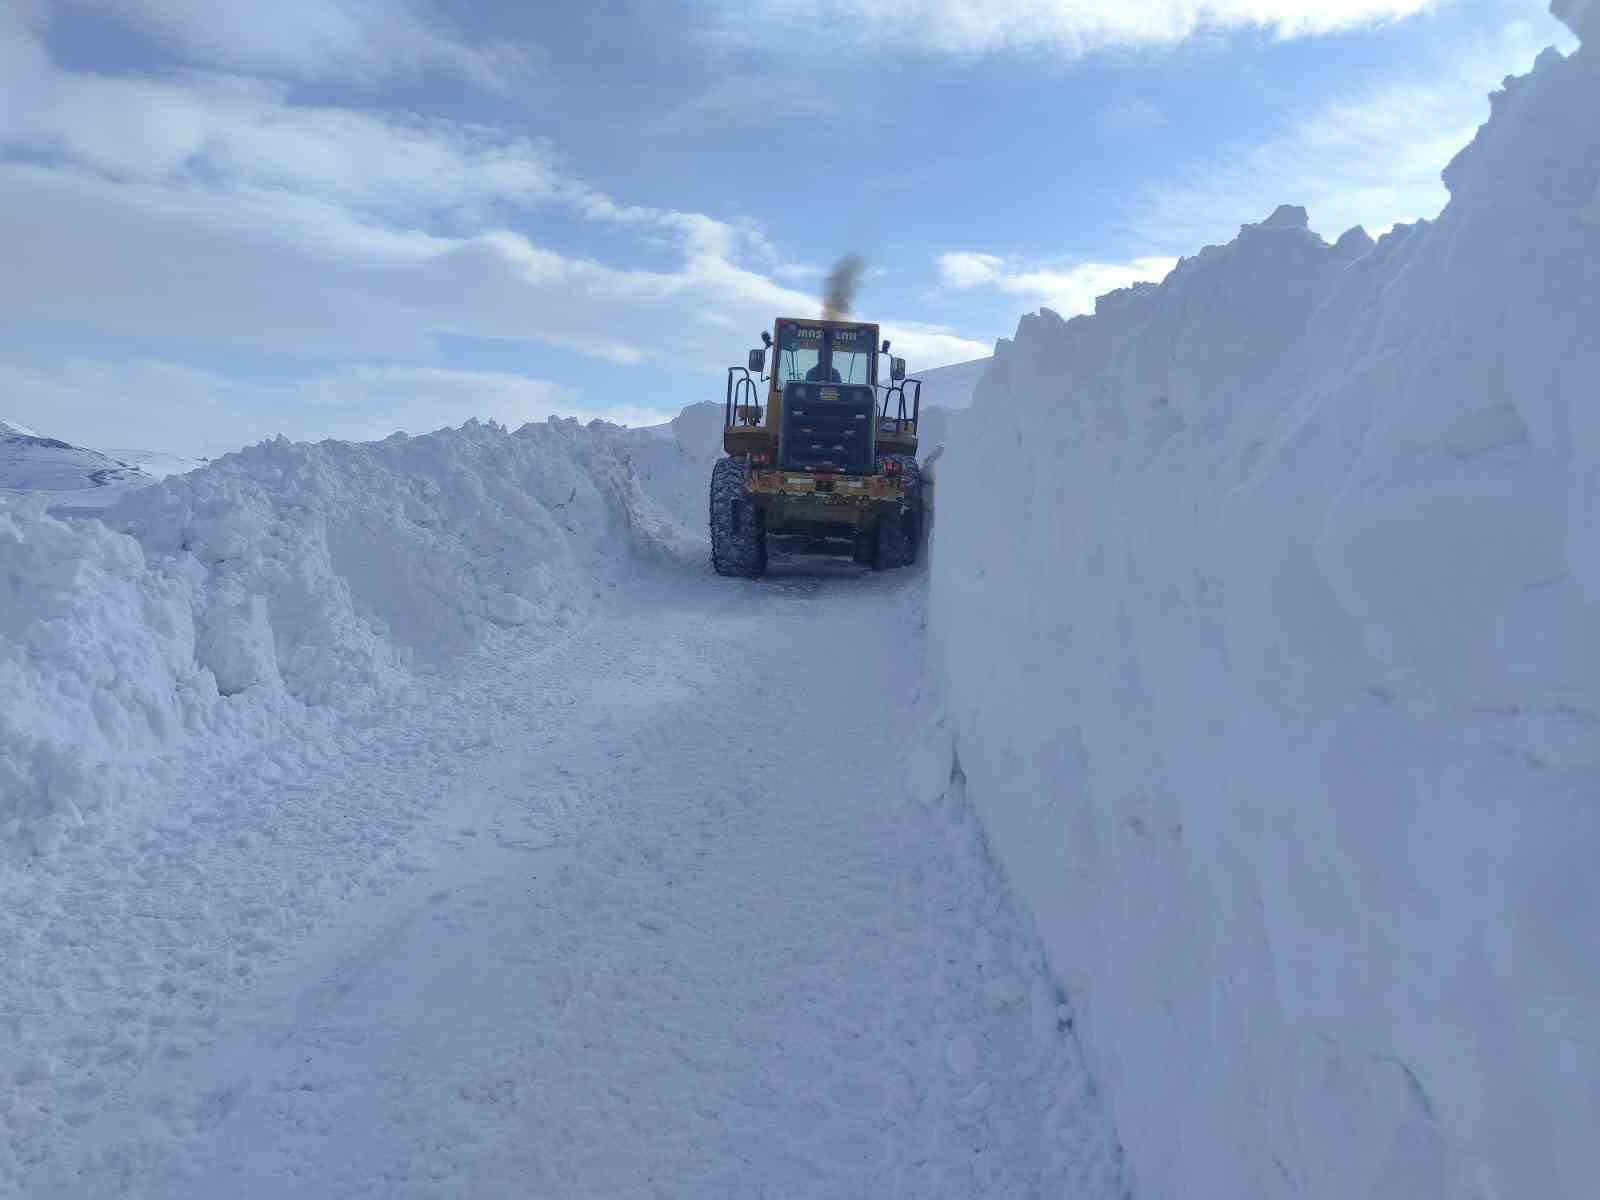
[[2, 71, 563, 226], [729, 0, 1441, 56], [648, 75, 842, 135], [65, 0, 528, 90], [937, 252, 1179, 317], [1132, 14, 1578, 249]]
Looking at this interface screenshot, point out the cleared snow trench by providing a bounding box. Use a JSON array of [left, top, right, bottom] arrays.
[[9, 563, 1127, 1199]]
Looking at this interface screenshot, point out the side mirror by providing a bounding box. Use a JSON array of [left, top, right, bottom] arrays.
[[881, 339, 891, 354], [891, 357, 906, 381], [761, 331, 773, 347], [748, 348, 765, 373]]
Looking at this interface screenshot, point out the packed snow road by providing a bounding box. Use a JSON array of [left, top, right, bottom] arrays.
[[11, 559, 1126, 1199]]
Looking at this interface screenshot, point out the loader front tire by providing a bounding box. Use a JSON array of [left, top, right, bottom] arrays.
[[710, 456, 767, 578]]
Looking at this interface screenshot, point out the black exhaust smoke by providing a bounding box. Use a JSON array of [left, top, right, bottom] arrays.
[[822, 254, 866, 320]]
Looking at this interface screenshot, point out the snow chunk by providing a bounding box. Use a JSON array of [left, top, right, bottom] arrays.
[[198, 588, 280, 696]]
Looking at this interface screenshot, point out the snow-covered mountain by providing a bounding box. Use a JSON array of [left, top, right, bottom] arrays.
[[906, 356, 989, 411], [94, 446, 208, 479], [0, 419, 152, 505], [0, 417, 208, 510]]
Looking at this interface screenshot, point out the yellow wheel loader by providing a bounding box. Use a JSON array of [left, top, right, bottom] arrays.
[[710, 317, 924, 578]]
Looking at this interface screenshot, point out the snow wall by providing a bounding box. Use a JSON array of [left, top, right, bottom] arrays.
[[624, 400, 726, 534], [1, 418, 678, 859], [926, 14, 1598, 1200]]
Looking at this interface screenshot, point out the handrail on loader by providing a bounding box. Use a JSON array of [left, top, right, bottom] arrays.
[[877, 377, 922, 425], [725, 367, 762, 428]]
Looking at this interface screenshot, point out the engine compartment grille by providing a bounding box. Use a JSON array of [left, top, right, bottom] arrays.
[[778, 382, 876, 474]]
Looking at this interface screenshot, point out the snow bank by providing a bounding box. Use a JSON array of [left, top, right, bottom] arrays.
[[909, 356, 990, 411], [928, 16, 1598, 1200], [625, 401, 724, 536], [0, 498, 197, 857], [1, 418, 675, 857]]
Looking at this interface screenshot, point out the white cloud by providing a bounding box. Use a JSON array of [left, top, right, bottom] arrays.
[[734, 0, 1440, 55], [0, 21, 800, 367], [1134, 15, 1579, 249], [877, 322, 995, 371], [4, 69, 563, 225], [936, 252, 1006, 289], [0, 11, 992, 442], [0, 359, 262, 457], [938, 252, 1179, 317], [0, 156, 801, 366], [63, 0, 527, 89]]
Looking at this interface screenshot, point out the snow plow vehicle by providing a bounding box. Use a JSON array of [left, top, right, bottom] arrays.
[[711, 317, 923, 577]]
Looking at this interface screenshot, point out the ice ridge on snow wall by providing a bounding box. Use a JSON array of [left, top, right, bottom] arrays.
[[0, 418, 677, 859], [927, 7, 1597, 1199]]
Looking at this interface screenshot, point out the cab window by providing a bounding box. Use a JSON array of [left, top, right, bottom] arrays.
[[774, 324, 875, 387]]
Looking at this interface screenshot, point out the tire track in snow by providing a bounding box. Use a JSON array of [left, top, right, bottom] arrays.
[[17, 566, 1128, 1199]]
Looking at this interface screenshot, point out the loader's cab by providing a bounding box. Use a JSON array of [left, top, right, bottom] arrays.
[[712, 317, 926, 578], [773, 321, 875, 388]]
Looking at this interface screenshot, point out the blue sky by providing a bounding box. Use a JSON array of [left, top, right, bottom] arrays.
[[0, 0, 1575, 456]]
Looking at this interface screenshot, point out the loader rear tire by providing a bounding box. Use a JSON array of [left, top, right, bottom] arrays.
[[710, 456, 767, 578]]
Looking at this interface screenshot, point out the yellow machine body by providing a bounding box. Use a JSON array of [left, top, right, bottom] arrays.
[[711, 316, 925, 574]]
